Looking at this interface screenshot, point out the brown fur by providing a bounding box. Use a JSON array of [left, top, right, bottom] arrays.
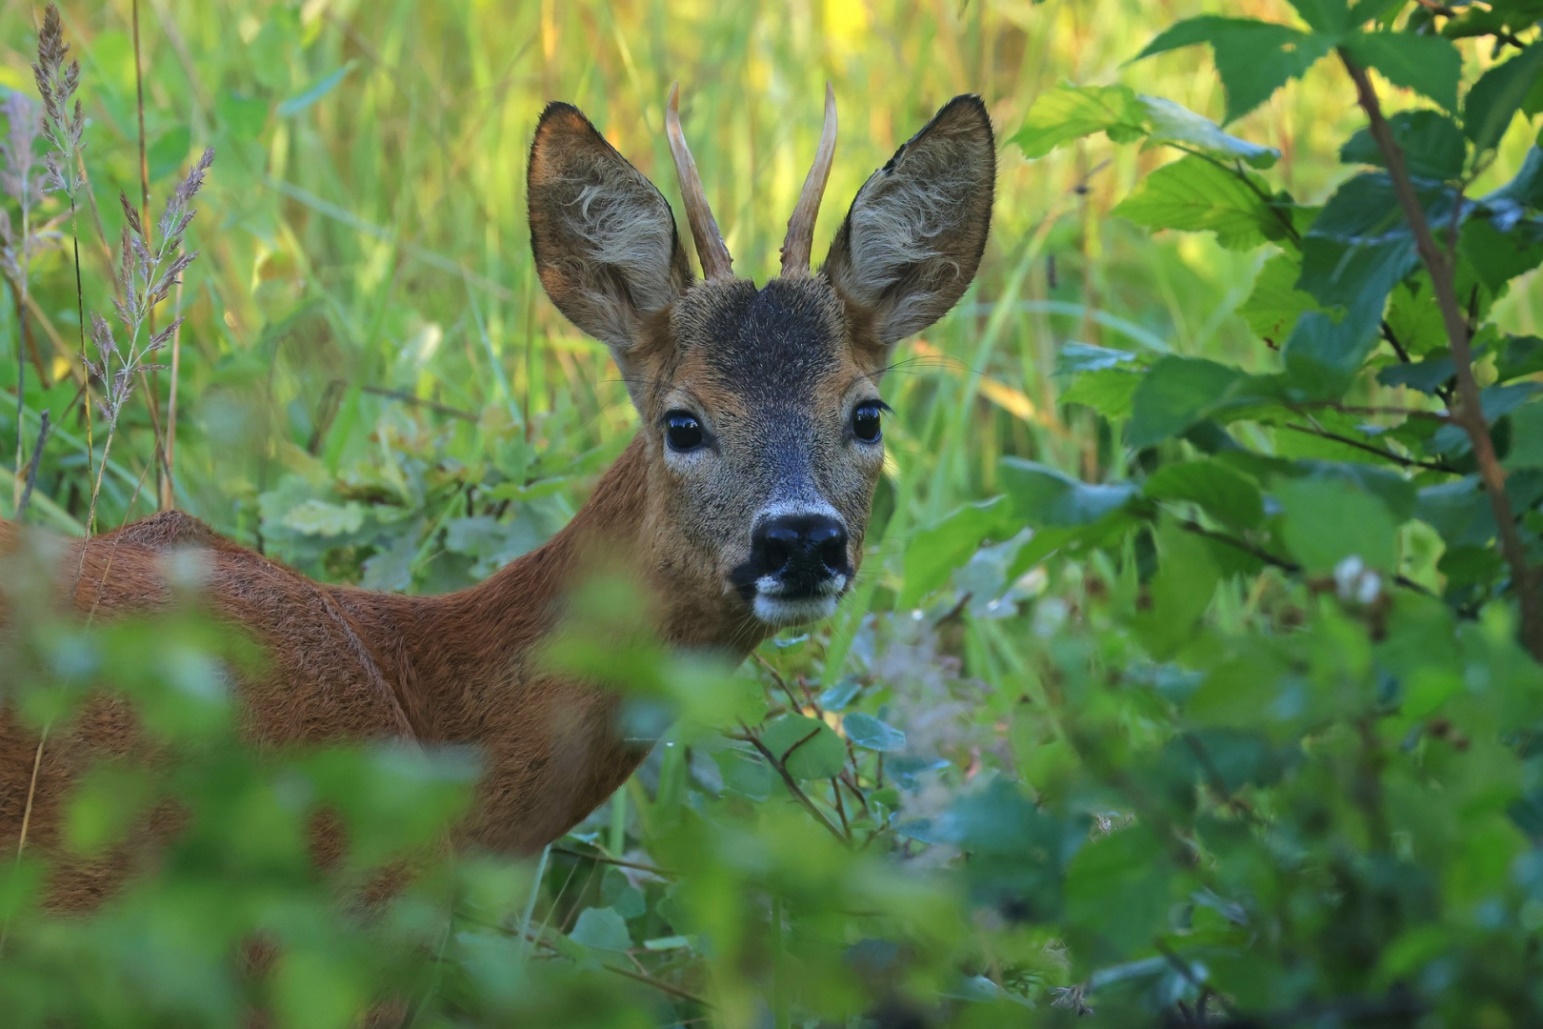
[[0, 92, 994, 911]]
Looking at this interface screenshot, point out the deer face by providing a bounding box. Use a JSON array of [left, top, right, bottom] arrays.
[[528, 91, 993, 628]]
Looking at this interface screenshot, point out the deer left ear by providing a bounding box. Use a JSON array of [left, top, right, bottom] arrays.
[[821, 95, 994, 352]]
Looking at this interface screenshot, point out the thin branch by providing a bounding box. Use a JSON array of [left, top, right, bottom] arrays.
[[1340, 51, 1543, 661], [1280, 422, 1456, 473], [1175, 518, 1434, 598], [737, 722, 849, 843]]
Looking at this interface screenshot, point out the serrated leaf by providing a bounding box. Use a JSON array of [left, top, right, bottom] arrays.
[[1128, 356, 1247, 448], [1061, 367, 1143, 419], [1276, 476, 1399, 573], [1000, 459, 1138, 527], [902, 496, 1015, 607], [1144, 459, 1265, 529], [1298, 173, 1461, 314], [1346, 32, 1462, 113], [568, 907, 631, 952], [1139, 96, 1280, 168], [1113, 155, 1285, 249], [281, 499, 365, 537], [759, 715, 847, 780], [1056, 341, 1138, 377], [1464, 44, 1543, 154], [1240, 253, 1319, 344], [1012, 83, 1145, 158], [1287, 0, 1355, 33], [843, 712, 907, 753], [1340, 110, 1466, 180], [1134, 17, 1334, 122], [1377, 353, 1454, 395]]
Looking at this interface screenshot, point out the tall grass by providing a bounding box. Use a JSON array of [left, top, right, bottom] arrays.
[[1, 0, 1538, 582]]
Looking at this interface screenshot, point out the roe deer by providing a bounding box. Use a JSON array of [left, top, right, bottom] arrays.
[[0, 86, 994, 908]]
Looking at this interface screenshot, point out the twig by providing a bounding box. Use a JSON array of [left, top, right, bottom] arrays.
[[549, 846, 675, 878], [1280, 422, 1456, 473], [1174, 518, 1434, 598], [1340, 51, 1543, 661], [737, 722, 849, 843]]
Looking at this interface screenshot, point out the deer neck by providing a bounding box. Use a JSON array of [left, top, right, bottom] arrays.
[[378, 432, 766, 850]]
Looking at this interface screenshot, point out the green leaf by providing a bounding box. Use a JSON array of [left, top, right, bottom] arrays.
[[759, 715, 847, 780], [1460, 216, 1543, 292], [1128, 356, 1246, 448], [1340, 110, 1466, 180], [1139, 96, 1280, 168], [901, 496, 1015, 606], [277, 61, 356, 118], [714, 747, 772, 800], [842, 712, 907, 753], [1287, 0, 1355, 34], [1504, 402, 1543, 470], [1130, 518, 1223, 657], [1144, 459, 1265, 529], [1000, 459, 1139, 527], [1012, 83, 1145, 158], [1299, 173, 1414, 309], [1464, 44, 1543, 154], [568, 907, 632, 952], [1276, 476, 1400, 572], [1056, 341, 1137, 377], [1134, 17, 1334, 122], [1239, 253, 1319, 345], [1376, 352, 1454, 395], [1346, 32, 1462, 113], [1061, 367, 1143, 419], [1112, 155, 1285, 249], [281, 498, 365, 536]]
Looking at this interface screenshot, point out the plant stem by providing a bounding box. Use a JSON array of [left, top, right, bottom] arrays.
[[1339, 51, 1543, 661]]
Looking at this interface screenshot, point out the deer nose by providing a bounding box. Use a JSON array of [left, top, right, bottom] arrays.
[[751, 513, 849, 589]]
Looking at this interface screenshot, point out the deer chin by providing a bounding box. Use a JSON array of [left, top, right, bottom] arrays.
[[751, 593, 840, 627], [748, 572, 848, 627]]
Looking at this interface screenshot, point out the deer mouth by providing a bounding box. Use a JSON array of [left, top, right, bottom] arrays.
[[730, 570, 848, 627]]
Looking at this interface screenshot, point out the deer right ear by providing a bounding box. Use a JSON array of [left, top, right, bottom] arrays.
[[821, 95, 994, 355], [528, 103, 692, 353]]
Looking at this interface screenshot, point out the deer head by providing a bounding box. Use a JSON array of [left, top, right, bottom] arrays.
[[527, 87, 994, 630]]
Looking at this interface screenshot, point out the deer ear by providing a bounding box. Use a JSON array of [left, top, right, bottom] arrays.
[[528, 103, 692, 353], [821, 95, 994, 351]]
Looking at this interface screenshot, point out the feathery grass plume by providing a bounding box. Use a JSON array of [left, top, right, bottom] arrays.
[[31, 3, 84, 202], [87, 148, 214, 431]]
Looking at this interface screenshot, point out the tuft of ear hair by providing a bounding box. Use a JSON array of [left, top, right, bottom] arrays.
[[527, 103, 692, 353], [821, 95, 995, 352]]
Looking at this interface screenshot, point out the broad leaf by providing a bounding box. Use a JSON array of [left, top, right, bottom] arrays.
[[1464, 45, 1543, 154], [759, 715, 847, 780], [1277, 476, 1400, 573], [1340, 110, 1466, 181], [1112, 155, 1286, 249], [1128, 356, 1247, 447], [1239, 253, 1319, 345], [1135, 17, 1334, 122], [1013, 84, 1146, 158], [568, 907, 632, 952], [1140, 96, 1280, 168], [1346, 32, 1462, 113], [1144, 459, 1266, 529], [843, 713, 907, 753], [1000, 459, 1139, 526]]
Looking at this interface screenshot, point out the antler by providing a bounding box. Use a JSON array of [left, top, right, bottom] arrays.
[[779, 83, 838, 279], [666, 83, 734, 281]]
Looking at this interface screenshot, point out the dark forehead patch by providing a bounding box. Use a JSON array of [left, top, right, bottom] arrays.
[[674, 278, 847, 396]]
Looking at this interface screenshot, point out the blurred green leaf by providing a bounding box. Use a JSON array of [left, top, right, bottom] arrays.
[[759, 715, 846, 780], [1144, 459, 1265, 529], [1277, 476, 1399, 572], [1463, 44, 1543, 154], [1000, 459, 1138, 526], [842, 712, 906, 753], [1128, 357, 1246, 448], [1134, 18, 1333, 121], [1345, 32, 1462, 112]]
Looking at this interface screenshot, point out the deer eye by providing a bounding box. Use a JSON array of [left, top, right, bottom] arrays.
[[664, 411, 705, 452], [852, 402, 884, 443]]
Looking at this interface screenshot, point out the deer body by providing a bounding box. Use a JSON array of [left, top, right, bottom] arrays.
[[0, 89, 994, 906]]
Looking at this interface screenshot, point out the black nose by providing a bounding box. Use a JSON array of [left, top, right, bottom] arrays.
[[750, 513, 850, 592]]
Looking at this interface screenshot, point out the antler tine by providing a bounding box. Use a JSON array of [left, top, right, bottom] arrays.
[[779, 82, 838, 279], [666, 83, 734, 280]]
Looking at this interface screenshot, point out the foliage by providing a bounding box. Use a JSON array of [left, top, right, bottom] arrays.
[[2, 0, 1543, 1026]]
